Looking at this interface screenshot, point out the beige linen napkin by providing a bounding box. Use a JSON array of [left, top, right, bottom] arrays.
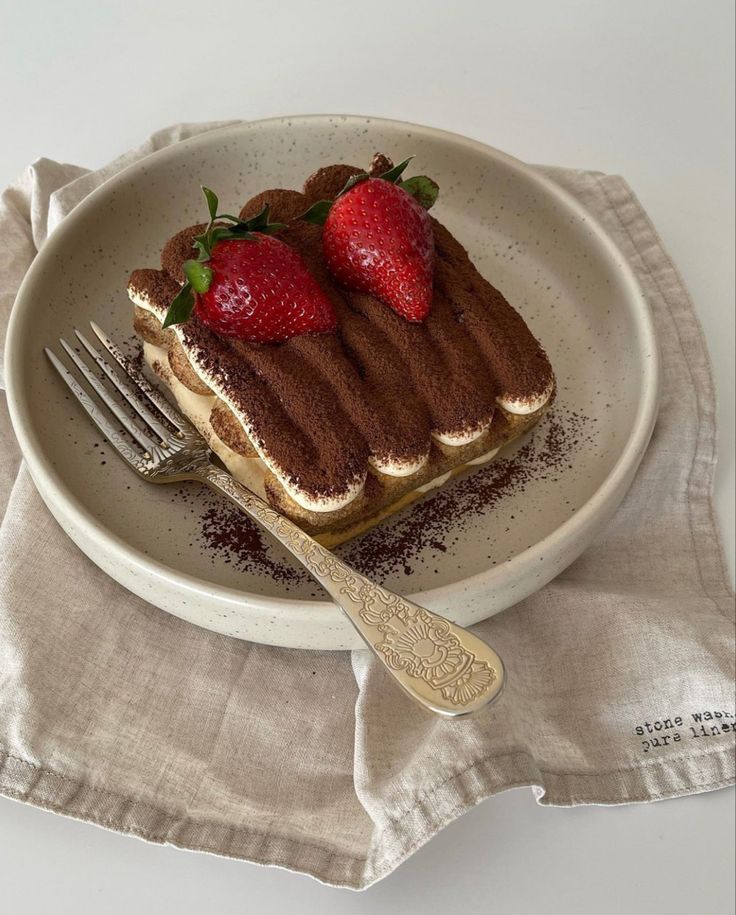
[[0, 124, 733, 889]]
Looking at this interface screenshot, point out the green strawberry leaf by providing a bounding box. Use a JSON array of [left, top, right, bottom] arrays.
[[247, 204, 271, 229], [380, 156, 414, 184], [202, 187, 219, 221], [222, 223, 255, 238], [216, 205, 287, 236], [209, 226, 238, 244], [183, 259, 213, 293], [192, 236, 210, 260], [338, 172, 370, 197], [400, 175, 439, 210], [254, 221, 287, 235], [300, 199, 333, 225], [162, 282, 195, 328], [240, 205, 287, 234]]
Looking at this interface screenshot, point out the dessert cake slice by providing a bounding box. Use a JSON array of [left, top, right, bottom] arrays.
[[129, 155, 554, 547]]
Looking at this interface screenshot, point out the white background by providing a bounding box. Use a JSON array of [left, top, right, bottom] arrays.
[[0, 0, 733, 912]]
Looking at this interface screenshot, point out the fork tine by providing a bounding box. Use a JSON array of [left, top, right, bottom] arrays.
[[89, 321, 188, 431], [74, 329, 172, 443], [45, 348, 145, 473], [59, 338, 158, 453]]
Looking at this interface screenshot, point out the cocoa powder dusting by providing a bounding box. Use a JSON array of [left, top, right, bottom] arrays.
[[199, 501, 308, 587], [119, 333, 146, 372], [194, 407, 597, 581]]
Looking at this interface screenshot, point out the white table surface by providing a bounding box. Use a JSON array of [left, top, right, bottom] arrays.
[[0, 0, 733, 911]]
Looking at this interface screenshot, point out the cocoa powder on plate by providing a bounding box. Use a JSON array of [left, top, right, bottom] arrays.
[[194, 407, 596, 583]]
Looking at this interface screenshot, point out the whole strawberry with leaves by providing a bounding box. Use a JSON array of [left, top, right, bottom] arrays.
[[301, 156, 439, 322], [163, 187, 337, 343]]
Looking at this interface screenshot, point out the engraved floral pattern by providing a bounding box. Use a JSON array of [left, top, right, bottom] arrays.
[[381, 616, 466, 678], [440, 661, 497, 705], [205, 467, 499, 709]]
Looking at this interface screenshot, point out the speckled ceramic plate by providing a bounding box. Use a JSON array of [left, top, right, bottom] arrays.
[[5, 116, 659, 649]]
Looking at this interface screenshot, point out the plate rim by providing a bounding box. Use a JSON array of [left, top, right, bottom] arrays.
[[5, 114, 660, 630]]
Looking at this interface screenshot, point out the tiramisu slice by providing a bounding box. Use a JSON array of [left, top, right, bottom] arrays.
[[129, 154, 554, 546]]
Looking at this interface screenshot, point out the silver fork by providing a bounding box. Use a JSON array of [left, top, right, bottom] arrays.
[[45, 323, 505, 717]]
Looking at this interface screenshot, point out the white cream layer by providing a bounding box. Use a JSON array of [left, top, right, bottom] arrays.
[[497, 381, 554, 415], [144, 343, 269, 496], [368, 452, 429, 477], [414, 447, 501, 495], [432, 416, 493, 446]]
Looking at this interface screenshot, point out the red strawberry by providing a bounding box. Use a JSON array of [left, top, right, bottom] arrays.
[[194, 235, 337, 343], [322, 178, 435, 322], [163, 186, 337, 344]]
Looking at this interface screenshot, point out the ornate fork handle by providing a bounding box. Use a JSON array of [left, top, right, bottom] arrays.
[[201, 463, 504, 717]]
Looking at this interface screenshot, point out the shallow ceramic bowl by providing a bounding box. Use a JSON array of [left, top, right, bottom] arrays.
[[5, 116, 659, 649]]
